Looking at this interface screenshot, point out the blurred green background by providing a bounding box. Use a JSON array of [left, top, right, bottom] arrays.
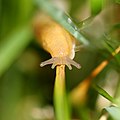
[[0, 0, 120, 120]]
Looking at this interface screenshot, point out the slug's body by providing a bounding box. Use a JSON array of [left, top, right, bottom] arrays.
[[33, 13, 80, 70]]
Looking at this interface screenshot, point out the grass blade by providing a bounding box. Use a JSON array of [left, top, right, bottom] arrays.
[[90, 0, 104, 15], [93, 84, 115, 103], [0, 25, 32, 77], [54, 65, 70, 120], [103, 106, 120, 120], [35, 0, 89, 46]]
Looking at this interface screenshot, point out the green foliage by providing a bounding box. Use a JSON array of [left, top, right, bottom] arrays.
[[90, 0, 104, 15], [103, 106, 120, 120], [0, 0, 120, 120], [93, 84, 115, 103], [0, 26, 32, 76]]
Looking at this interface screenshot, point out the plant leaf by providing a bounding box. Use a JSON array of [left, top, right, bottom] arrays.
[[90, 0, 104, 16], [35, 0, 89, 46], [103, 106, 120, 120], [92, 84, 115, 103]]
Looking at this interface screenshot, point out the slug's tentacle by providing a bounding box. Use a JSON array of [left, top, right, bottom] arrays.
[[66, 57, 81, 69], [66, 63, 72, 70], [40, 58, 55, 67], [40, 56, 81, 70]]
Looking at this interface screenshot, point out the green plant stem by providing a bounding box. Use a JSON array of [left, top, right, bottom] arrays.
[[54, 65, 70, 120]]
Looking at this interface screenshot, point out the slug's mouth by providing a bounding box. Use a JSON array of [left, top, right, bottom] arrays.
[[40, 56, 81, 70]]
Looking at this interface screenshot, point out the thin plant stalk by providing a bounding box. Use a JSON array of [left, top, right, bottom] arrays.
[[54, 65, 70, 120]]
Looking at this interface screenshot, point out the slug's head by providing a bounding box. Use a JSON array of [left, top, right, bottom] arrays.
[[40, 56, 81, 70]]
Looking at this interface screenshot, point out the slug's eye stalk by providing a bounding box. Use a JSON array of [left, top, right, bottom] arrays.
[[40, 56, 81, 70]]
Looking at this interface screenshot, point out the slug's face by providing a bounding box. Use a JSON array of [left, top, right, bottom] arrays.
[[33, 13, 81, 70]]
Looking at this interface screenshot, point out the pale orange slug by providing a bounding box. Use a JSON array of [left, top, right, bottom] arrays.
[[33, 13, 81, 70]]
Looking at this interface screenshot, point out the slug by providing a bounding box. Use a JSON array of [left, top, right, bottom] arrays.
[[33, 13, 81, 70]]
